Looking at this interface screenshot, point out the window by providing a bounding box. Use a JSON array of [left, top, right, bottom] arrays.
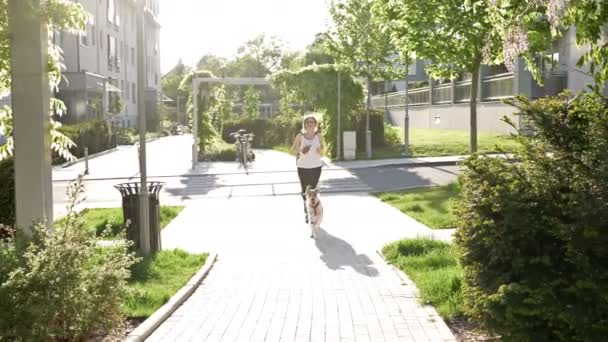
[[132, 83, 136, 103], [131, 47, 135, 66], [91, 25, 96, 46], [99, 30, 103, 49], [107, 35, 119, 72], [80, 31, 88, 46], [107, 0, 115, 24], [126, 81, 130, 100]]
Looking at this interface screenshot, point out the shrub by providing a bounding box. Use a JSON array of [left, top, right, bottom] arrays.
[[0, 157, 14, 232], [384, 122, 402, 147], [58, 119, 113, 158], [200, 138, 237, 161], [0, 177, 137, 340], [222, 115, 301, 148], [351, 109, 385, 150], [454, 92, 608, 341]]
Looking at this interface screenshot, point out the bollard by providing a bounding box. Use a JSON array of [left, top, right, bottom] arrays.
[[84, 147, 89, 175]]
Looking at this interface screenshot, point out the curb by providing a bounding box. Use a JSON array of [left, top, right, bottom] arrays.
[[375, 249, 458, 341], [125, 252, 218, 342]]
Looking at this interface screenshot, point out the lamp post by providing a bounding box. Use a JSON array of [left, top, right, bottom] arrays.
[[136, 0, 150, 254], [403, 69, 410, 156], [337, 70, 341, 160]]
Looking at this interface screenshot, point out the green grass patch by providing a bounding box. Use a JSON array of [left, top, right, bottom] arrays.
[[358, 127, 519, 159], [123, 249, 208, 318], [404, 127, 518, 157], [383, 238, 462, 320], [269, 144, 292, 154], [56, 206, 184, 236], [377, 183, 459, 229]]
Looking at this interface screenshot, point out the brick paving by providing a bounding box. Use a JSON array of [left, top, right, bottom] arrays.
[[149, 194, 456, 341]]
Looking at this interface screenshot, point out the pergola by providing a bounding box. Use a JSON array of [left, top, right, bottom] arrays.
[[190, 77, 271, 169]]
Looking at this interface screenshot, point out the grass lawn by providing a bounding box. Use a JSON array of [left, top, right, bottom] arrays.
[[399, 127, 519, 157], [382, 238, 462, 320], [57, 206, 184, 236], [377, 183, 459, 229], [123, 249, 208, 318]]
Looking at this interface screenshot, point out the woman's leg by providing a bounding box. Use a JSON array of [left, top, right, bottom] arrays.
[[297, 167, 318, 222]]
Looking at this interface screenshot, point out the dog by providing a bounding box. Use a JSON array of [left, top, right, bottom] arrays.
[[305, 185, 324, 238]]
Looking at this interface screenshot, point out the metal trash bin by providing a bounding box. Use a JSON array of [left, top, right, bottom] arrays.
[[114, 182, 164, 252]]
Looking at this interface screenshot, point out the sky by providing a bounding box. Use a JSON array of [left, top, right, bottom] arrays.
[[159, 0, 331, 74]]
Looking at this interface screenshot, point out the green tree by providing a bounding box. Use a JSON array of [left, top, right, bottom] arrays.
[[161, 59, 191, 101], [243, 86, 261, 119], [196, 54, 227, 76], [0, 0, 87, 161], [236, 34, 284, 76], [304, 33, 335, 66], [486, 0, 608, 91], [328, 0, 396, 157], [209, 85, 232, 133], [374, 0, 506, 153]]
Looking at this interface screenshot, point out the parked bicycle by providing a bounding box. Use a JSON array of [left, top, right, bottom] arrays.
[[230, 129, 255, 172]]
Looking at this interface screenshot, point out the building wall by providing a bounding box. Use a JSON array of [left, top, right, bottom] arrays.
[[386, 102, 519, 135], [57, 0, 160, 128]]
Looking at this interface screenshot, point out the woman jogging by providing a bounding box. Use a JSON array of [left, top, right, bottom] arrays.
[[291, 113, 324, 223]]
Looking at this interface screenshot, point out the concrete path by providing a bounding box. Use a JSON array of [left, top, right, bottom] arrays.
[[149, 193, 456, 341]]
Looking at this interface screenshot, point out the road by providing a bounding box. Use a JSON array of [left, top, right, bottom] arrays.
[[52, 135, 461, 217]]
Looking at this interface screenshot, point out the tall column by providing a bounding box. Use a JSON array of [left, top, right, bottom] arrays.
[[136, 0, 150, 254], [9, 0, 53, 232]]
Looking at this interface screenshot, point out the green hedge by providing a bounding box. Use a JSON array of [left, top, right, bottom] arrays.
[[351, 109, 386, 150], [454, 92, 608, 341], [0, 158, 15, 234], [58, 119, 113, 159], [222, 116, 301, 148]]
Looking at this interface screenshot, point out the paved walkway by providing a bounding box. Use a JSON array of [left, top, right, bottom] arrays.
[[149, 193, 456, 341]]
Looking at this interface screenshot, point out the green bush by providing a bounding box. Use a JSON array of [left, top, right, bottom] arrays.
[[200, 138, 237, 161], [454, 92, 608, 341], [351, 109, 385, 150], [222, 115, 301, 148], [0, 178, 137, 340], [383, 122, 402, 147], [0, 157, 15, 235], [58, 119, 113, 158]]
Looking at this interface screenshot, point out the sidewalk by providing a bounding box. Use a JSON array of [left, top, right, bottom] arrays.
[[149, 193, 457, 341]]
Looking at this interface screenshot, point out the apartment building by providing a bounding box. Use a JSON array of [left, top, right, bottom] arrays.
[[372, 28, 606, 134], [55, 0, 161, 129]]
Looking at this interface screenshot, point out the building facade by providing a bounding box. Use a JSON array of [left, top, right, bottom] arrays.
[[55, 0, 161, 129], [371, 28, 606, 134]]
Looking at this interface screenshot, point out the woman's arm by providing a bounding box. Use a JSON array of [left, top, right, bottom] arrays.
[[291, 133, 301, 156], [317, 134, 325, 155]]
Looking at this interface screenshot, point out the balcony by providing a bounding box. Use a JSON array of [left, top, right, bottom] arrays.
[[481, 73, 514, 101]]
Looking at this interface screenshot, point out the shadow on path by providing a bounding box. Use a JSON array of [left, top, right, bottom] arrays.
[[314, 228, 379, 277]]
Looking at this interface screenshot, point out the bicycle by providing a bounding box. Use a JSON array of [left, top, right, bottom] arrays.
[[230, 129, 255, 172]]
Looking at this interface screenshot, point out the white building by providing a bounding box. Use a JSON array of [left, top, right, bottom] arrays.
[[55, 0, 161, 129]]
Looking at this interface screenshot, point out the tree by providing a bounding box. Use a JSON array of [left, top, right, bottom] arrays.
[[243, 86, 261, 119], [0, 0, 87, 161], [196, 54, 227, 76], [236, 34, 284, 76], [486, 0, 608, 91], [373, 0, 504, 153], [304, 33, 335, 66], [328, 0, 396, 157], [161, 59, 191, 101]]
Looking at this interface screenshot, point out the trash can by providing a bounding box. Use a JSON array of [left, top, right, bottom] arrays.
[[114, 182, 164, 252]]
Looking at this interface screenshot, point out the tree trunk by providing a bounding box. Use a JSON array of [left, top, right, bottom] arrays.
[[470, 64, 480, 153]]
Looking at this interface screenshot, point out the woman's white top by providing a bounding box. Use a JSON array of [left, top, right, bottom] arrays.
[[297, 133, 323, 168]]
